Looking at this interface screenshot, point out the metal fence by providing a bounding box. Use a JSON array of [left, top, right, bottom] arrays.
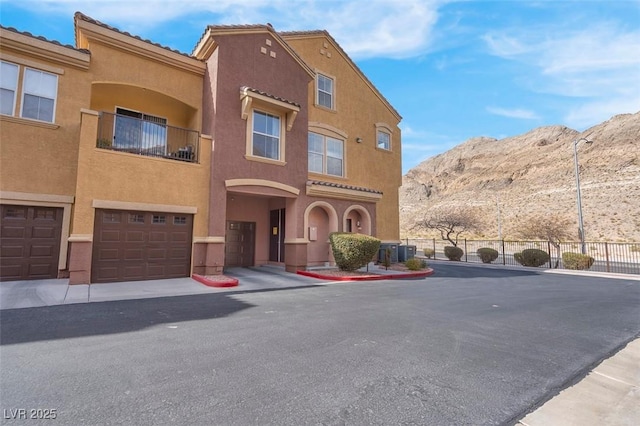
[[97, 111, 199, 163], [403, 238, 640, 275]]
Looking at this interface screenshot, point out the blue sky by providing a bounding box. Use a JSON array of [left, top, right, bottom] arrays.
[[1, 0, 638, 174]]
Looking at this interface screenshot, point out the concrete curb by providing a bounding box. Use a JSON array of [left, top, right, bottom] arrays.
[[191, 274, 239, 288], [297, 268, 434, 281]]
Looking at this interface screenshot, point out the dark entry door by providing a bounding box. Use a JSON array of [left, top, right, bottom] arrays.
[[225, 221, 255, 267], [269, 209, 285, 262]]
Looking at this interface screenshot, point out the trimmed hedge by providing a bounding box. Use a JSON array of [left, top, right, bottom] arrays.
[[514, 248, 549, 267], [562, 252, 595, 270], [477, 247, 499, 264], [423, 248, 435, 259], [444, 246, 463, 261], [405, 257, 427, 271], [329, 232, 381, 271]]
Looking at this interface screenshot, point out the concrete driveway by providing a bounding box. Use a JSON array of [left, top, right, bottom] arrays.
[[0, 266, 327, 310], [1, 263, 638, 425]]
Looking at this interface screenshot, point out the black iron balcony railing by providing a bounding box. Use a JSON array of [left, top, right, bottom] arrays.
[[96, 111, 199, 163]]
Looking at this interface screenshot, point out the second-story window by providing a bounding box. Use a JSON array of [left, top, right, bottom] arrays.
[[22, 68, 58, 122], [309, 132, 344, 177], [377, 129, 391, 151], [0, 61, 58, 123], [0, 61, 19, 116], [252, 110, 281, 160], [317, 74, 334, 109]]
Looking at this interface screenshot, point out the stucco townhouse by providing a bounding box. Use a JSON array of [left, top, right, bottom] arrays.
[[0, 12, 402, 284]]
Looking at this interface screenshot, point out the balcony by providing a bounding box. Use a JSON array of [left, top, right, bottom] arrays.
[[96, 111, 199, 163]]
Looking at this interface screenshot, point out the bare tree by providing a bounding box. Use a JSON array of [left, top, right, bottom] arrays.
[[413, 208, 479, 247], [516, 214, 573, 268]]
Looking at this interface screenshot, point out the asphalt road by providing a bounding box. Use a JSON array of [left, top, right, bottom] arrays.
[[1, 265, 639, 425]]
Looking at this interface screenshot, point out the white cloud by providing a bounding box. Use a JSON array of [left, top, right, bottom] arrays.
[[15, 0, 444, 59], [486, 107, 540, 120], [483, 22, 640, 128], [565, 96, 640, 130]]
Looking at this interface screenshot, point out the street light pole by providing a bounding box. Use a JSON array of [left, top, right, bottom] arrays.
[[573, 137, 593, 254]]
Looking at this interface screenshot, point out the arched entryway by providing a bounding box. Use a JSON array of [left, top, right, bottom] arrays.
[[343, 205, 372, 235], [304, 201, 339, 267]]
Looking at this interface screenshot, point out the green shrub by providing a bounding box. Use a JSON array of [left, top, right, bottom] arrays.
[[423, 248, 435, 259], [562, 252, 595, 270], [405, 257, 427, 271], [514, 248, 549, 267], [329, 232, 381, 271], [477, 247, 499, 264], [444, 246, 463, 261]]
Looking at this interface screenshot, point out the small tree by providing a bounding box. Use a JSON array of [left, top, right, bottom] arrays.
[[516, 215, 572, 268], [413, 208, 479, 247]]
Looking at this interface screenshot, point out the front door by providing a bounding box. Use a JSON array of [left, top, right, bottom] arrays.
[[225, 221, 255, 267], [269, 208, 285, 262]]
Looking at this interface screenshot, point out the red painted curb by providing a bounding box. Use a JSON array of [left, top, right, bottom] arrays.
[[297, 268, 434, 281], [192, 274, 239, 288]]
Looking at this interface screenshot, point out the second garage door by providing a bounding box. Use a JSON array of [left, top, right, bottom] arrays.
[[92, 209, 193, 283]]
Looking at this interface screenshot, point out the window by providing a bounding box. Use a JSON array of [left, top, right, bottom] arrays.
[[377, 129, 391, 151], [308, 132, 344, 177], [0, 61, 18, 116], [1, 61, 59, 123], [114, 107, 167, 155], [240, 87, 299, 165], [152, 215, 166, 224], [103, 212, 120, 223], [4, 207, 26, 219], [129, 214, 145, 223], [252, 110, 281, 160], [317, 74, 334, 109], [22, 68, 58, 122], [174, 216, 187, 225]]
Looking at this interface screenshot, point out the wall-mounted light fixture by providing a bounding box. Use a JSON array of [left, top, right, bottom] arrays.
[[356, 137, 362, 143]]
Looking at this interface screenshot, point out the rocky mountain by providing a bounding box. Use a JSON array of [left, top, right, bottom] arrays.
[[400, 112, 640, 242]]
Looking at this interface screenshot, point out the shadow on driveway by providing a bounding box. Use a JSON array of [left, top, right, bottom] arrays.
[[0, 291, 258, 345]]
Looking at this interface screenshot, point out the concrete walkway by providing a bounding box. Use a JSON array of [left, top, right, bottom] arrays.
[[1, 264, 638, 425], [519, 338, 640, 426]]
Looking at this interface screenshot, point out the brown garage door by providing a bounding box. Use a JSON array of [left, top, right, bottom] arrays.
[[92, 209, 193, 283], [0, 204, 63, 281]]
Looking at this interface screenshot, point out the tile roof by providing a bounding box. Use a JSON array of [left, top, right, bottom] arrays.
[[192, 23, 276, 55], [74, 12, 194, 59], [0, 24, 90, 54], [280, 30, 402, 120], [241, 86, 301, 108], [307, 180, 383, 195]]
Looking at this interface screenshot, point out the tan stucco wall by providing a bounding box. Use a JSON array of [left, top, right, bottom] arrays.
[[72, 111, 211, 240], [79, 42, 203, 127], [283, 35, 403, 243], [0, 45, 91, 197], [70, 21, 208, 240]]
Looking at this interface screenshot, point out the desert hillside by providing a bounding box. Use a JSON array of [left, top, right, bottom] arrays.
[[400, 112, 640, 242]]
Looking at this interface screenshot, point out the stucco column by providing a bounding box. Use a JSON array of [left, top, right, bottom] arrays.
[[68, 109, 100, 284], [284, 197, 308, 272]]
